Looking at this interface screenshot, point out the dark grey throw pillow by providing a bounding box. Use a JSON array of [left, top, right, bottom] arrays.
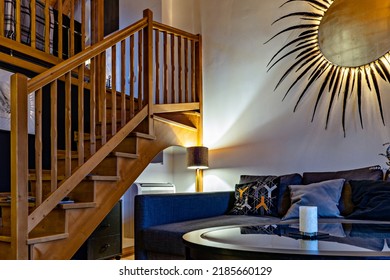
[[282, 178, 345, 220], [347, 180, 390, 221]]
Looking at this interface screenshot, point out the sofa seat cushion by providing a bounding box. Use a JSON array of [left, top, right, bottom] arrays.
[[142, 215, 281, 257]]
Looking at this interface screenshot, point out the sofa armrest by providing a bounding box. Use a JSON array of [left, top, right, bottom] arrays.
[[134, 191, 234, 259]]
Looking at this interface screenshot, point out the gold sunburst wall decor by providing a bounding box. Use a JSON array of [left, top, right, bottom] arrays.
[[265, 0, 390, 136]]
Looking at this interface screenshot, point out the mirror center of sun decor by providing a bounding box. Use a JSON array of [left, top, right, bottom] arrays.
[[319, 0, 390, 67], [266, 0, 390, 136]]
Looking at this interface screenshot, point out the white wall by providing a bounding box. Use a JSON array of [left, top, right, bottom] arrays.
[[162, 0, 390, 192], [122, 0, 390, 193]]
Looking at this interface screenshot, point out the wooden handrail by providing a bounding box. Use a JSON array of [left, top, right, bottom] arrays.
[[153, 22, 200, 41], [28, 18, 148, 93]]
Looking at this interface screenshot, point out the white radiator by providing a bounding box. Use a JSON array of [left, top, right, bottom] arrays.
[[122, 182, 176, 240]]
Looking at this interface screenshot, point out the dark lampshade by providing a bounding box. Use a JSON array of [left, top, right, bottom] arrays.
[[186, 146, 209, 169]]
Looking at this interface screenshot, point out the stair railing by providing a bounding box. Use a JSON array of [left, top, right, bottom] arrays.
[[10, 9, 202, 259]]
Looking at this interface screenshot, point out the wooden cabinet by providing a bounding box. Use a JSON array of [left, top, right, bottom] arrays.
[[73, 201, 122, 260]]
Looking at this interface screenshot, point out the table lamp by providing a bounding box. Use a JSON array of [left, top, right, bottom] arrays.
[[187, 146, 209, 192]]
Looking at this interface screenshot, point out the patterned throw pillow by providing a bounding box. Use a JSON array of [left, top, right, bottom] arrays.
[[230, 176, 279, 216]]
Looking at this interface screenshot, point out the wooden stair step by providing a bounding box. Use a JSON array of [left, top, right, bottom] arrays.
[[59, 202, 97, 210], [112, 151, 138, 159], [0, 235, 11, 243], [27, 233, 69, 245], [131, 132, 156, 140]]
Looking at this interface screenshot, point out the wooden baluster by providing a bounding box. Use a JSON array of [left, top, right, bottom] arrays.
[[78, 65, 85, 165], [70, 0, 75, 57], [184, 38, 189, 103], [129, 35, 135, 118], [58, 0, 63, 59], [155, 30, 160, 104], [100, 51, 107, 145], [143, 9, 153, 134], [65, 72, 72, 177], [10, 73, 29, 260], [45, 0, 50, 53], [35, 88, 43, 205], [171, 34, 175, 103], [16, 0, 21, 43], [50, 80, 58, 191], [178, 36, 182, 103], [120, 39, 126, 126], [0, 0, 4, 37], [195, 35, 203, 110], [138, 30, 143, 110], [31, 0, 36, 49], [90, 58, 97, 155], [191, 40, 196, 102], [111, 45, 117, 134], [81, 0, 86, 50], [163, 32, 168, 103]]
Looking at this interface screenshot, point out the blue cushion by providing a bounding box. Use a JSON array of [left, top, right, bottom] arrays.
[[282, 179, 345, 220], [348, 180, 390, 221]]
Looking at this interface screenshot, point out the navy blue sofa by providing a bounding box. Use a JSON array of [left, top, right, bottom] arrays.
[[134, 165, 387, 260]]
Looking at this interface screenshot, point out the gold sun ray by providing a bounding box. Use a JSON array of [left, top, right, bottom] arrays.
[[266, 0, 390, 136]]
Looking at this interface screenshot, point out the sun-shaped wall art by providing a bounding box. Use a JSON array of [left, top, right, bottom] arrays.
[[265, 0, 390, 135]]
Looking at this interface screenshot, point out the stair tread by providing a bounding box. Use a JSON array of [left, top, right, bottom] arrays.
[[59, 202, 97, 209], [112, 151, 138, 159], [28, 171, 119, 182], [27, 232, 69, 245], [130, 132, 156, 140]]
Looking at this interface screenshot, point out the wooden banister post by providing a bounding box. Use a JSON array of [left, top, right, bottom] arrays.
[[195, 35, 204, 192], [10, 73, 29, 259], [143, 9, 154, 135]]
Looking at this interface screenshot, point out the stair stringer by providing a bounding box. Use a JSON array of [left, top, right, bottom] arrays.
[[29, 118, 199, 259]]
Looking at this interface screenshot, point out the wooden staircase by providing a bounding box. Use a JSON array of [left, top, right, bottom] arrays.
[[0, 9, 203, 259]]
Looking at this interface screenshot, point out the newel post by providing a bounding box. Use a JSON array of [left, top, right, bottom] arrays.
[[10, 73, 29, 259], [143, 9, 154, 135]]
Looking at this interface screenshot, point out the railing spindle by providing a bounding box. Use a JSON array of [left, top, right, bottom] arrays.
[[35, 88, 43, 205], [130, 35, 135, 118], [70, 0, 75, 57], [16, 0, 21, 43], [138, 30, 143, 110], [111, 45, 117, 134], [90, 58, 97, 155], [31, 0, 37, 49], [44, 0, 50, 53], [191, 40, 196, 102], [171, 34, 175, 103], [58, 0, 63, 59], [163, 32, 168, 103], [50, 80, 58, 191], [121, 39, 126, 126], [155, 30, 160, 104], [178, 36, 182, 103], [65, 72, 72, 177], [78, 65, 85, 165], [184, 38, 189, 103], [0, 0, 4, 37]]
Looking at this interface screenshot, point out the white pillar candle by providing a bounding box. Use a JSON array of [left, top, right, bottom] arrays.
[[299, 206, 318, 235]]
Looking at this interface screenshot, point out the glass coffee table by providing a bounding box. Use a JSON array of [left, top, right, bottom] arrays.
[[182, 222, 390, 259]]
